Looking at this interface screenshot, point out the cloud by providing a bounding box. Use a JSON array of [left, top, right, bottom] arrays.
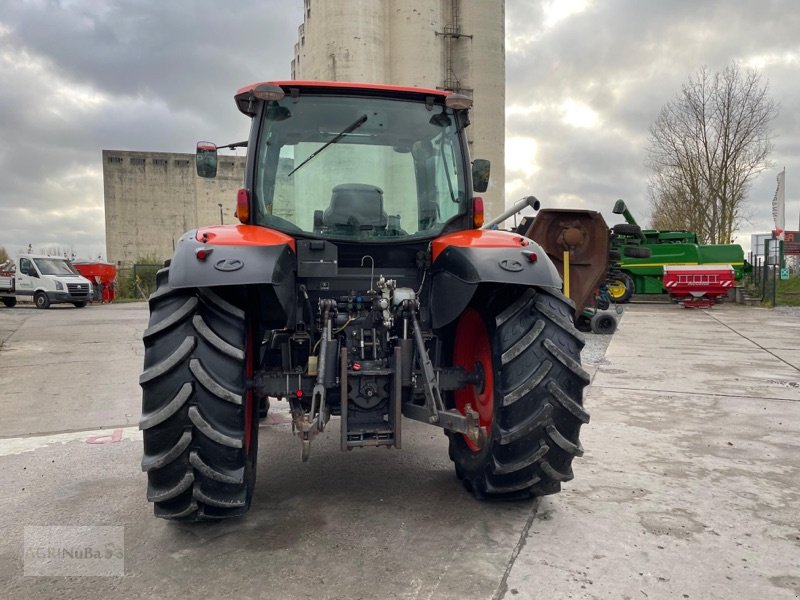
[[0, 0, 302, 259], [0, 0, 798, 259], [505, 0, 800, 250]]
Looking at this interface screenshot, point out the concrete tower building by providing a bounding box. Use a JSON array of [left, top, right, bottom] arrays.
[[291, 0, 506, 218], [103, 150, 246, 267]]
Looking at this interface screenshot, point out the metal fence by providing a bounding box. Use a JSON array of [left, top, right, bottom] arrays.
[[116, 263, 162, 300], [746, 239, 799, 306]]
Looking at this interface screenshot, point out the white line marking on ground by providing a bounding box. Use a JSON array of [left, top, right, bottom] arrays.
[[0, 427, 142, 457]]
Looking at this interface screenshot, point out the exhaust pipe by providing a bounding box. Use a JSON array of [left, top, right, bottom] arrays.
[[482, 195, 540, 230]]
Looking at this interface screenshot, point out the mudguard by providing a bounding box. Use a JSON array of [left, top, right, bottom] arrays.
[[168, 225, 296, 316], [429, 230, 562, 328]]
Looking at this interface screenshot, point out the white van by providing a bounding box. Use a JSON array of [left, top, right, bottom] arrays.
[[0, 254, 93, 309]]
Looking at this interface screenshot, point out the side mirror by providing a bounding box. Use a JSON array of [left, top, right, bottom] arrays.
[[472, 159, 490, 193], [196, 142, 218, 178]]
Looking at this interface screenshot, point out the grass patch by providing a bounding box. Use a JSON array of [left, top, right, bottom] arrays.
[[775, 276, 800, 306]]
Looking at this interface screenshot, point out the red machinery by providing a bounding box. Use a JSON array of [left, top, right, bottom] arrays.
[[72, 261, 117, 303], [663, 264, 735, 308]]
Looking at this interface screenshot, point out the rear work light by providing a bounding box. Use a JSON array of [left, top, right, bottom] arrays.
[[252, 83, 286, 101], [473, 196, 484, 228], [445, 93, 473, 110], [236, 188, 250, 224]]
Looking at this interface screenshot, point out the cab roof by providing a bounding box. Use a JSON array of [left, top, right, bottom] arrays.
[[235, 80, 451, 117]]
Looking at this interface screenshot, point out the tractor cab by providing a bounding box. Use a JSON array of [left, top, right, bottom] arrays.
[[197, 82, 489, 242]]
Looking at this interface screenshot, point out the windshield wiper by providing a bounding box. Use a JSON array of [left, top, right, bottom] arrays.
[[287, 114, 368, 177]]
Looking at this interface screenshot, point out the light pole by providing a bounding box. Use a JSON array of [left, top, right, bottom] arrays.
[[218, 203, 223, 225]]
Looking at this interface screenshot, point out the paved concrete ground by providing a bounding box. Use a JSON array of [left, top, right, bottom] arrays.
[[505, 303, 800, 600], [0, 303, 144, 437], [0, 301, 798, 599]]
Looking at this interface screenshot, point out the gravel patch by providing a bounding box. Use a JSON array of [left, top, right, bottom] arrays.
[[580, 308, 623, 367]]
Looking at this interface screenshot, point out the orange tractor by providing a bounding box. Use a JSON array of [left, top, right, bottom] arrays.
[[139, 81, 590, 520]]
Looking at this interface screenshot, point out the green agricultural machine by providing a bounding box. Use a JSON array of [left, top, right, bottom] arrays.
[[607, 200, 749, 303]]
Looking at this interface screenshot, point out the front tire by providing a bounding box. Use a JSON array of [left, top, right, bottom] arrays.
[[73, 301, 87, 308], [139, 267, 258, 521], [448, 287, 590, 499], [34, 292, 50, 309], [607, 272, 634, 303]]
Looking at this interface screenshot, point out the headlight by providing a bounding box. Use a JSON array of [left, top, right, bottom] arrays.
[[55, 281, 64, 291]]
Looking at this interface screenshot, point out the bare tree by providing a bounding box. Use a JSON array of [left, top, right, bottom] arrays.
[[647, 63, 778, 244], [0, 246, 9, 264]]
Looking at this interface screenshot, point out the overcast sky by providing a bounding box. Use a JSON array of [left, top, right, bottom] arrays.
[[1, 0, 798, 260]]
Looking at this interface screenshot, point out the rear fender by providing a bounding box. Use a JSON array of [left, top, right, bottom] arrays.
[[429, 230, 562, 328], [168, 225, 296, 317]]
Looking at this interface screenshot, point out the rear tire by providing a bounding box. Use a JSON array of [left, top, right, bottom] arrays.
[[2, 297, 16, 308], [34, 292, 50, 309], [448, 287, 590, 499], [139, 267, 258, 521]]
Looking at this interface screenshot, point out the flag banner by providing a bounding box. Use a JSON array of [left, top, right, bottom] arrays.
[[772, 168, 785, 239]]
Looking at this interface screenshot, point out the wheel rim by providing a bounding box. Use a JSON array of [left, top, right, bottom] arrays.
[[453, 308, 494, 452], [607, 279, 627, 300]]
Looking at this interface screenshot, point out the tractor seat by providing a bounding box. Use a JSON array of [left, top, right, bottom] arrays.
[[323, 184, 387, 229]]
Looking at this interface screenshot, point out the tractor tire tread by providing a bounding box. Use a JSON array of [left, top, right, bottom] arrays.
[[139, 382, 192, 430], [498, 402, 553, 445], [189, 359, 243, 405], [188, 406, 243, 448], [193, 315, 245, 360], [494, 288, 535, 328], [546, 423, 584, 457], [449, 286, 589, 501], [501, 319, 545, 365], [143, 297, 198, 340], [543, 339, 591, 385], [140, 430, 192, 472], [198, 288, 245, 320], [491, 440, 549, 474], [532, 290, 585, 344], [139, 337, 196, 385], [547, 380, 590, 423], [189, 450, 245, 484], [155, 500, 198, 521], [502, 360, 552, 407], [147, 471, 194, 502], [140, 267, 254, 521], [193, 483, 247, 509]]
